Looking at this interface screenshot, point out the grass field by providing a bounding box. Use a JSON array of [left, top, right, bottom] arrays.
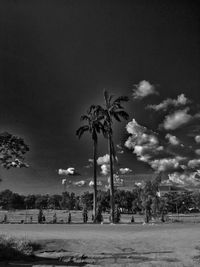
[[0, 223, 200, 266]]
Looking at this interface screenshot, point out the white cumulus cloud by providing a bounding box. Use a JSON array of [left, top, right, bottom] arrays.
[[132, 80, 158, 99], [195, 149, 200, 156], [165, 133, 180, 145], [147, 94, 190, 111], [168, 171, 200, 186], [74, 180, 86, 187], [161, 108, 192, 130], [97, 154, 110, 165], [150, 157, 185, 172], [188, 159, 200, 169], [195, 135, 200, 143], [101, 164, 110, 175], [58, 167, 79, 176], [89, 180, 103, 187]]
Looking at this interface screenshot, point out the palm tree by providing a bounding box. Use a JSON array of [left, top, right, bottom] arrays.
[[76, 105, 104, 222], [100, 90, 129, 223]]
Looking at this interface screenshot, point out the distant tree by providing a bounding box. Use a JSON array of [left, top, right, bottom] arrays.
[[35, 195, 48, 209], [0, 189, 14, 209], [99, 90, 129, 223], [76, 105, 105, 221], [97, 190, 110, 212], [141, 174, 161, 223], [47, 194, 62, 209], [24, 195, 36, 209], [0, 132, 29, 169], [81, 191, 93, 210]]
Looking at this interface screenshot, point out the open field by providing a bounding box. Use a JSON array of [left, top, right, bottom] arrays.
[[0, 223, 200, 266]]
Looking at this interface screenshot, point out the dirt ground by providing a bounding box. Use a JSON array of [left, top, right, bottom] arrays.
[[0, 223, 200, 266]]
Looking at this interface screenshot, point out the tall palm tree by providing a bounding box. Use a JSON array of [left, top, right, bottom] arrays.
[[101, 90, 129, 223], [76, 105, 104, 222]]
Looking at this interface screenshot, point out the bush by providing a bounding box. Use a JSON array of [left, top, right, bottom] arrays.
[[0, 235, 41, 260]]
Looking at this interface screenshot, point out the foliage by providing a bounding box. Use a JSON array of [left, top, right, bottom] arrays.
[[0, 189, 200, 219], [99, 90, 129, 223], [76, 104, 105, 220], [0, 132, 29, 169], [0, 235, 41, 260]]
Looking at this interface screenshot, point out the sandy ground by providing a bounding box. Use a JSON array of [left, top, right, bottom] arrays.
[[0, 223, 200, 266]]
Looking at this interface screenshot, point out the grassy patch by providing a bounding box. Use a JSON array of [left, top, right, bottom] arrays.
[[0, 235, 41, 260]]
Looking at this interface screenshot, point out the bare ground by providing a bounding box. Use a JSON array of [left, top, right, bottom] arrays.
[[0, 223, 200, 266]]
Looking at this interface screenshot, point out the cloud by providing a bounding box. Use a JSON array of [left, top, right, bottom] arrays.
[[125, 118, 165, 166], [195, 149, 200, 155], [150, 156, 185, 172], [165, 134, 180, 145], [74, 180, 86, 187], [62, 178, 67, 185], [132, 80, 158, 99], [161, 108, 192, 130], [147, 94, 190, 111], [97, 154, 110, 165], [119, 168, 132, 174], [58, 167, 79, 176], [89, 180, 103, 187], [195, 135, 200, 143], [188, 159, 200, 169], [101, 164, 110, 175], [168, 171, 200, 186]]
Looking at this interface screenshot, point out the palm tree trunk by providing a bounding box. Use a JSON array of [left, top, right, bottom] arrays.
[[93, 139, 97, 222], [108, 133, 115, 223]]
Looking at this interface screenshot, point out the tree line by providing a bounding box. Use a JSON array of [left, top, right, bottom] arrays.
[[1, 188, 200, 217]]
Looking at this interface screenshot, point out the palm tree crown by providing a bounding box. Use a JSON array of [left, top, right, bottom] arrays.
[[76, 105, 104, 142]]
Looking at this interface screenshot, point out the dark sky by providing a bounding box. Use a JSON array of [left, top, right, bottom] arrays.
[[0, 0, 199, 194]]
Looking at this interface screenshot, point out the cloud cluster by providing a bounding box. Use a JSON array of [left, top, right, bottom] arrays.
[[147, 94, 190, 111], [125, 119, 162, 164], [132, 80, 158, 99], [150, 156, 185, 172], [89, 180, 103, 187], [129, 87, 200, 187], [58, 167, 79, 176], [168, 171, 200, 186]]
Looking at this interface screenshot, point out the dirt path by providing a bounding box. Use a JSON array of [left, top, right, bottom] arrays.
[[0, 223, 200, 266]]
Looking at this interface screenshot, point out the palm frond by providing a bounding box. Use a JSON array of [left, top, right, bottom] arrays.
[[103, 89, 109, 107], [76, 125, 89, 139], [114, 110, 129, 120], [80, 115, 90, 121], [114, 96, 129, 104]]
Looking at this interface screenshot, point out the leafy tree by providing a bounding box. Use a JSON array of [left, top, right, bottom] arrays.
[[24, 195, 36, 209], [141, 174, 161, 222], [47, 194, 62, 209], [76, 105, 104, 221], [81, 191, 93, 210], [0, 189, 14, 209], [35, 195, 48, 209], [99, 90, 129, 223], [0, 132, 29, 169]]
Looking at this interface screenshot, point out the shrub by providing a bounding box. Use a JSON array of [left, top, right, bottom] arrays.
[[0, 235, 41, 260]]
